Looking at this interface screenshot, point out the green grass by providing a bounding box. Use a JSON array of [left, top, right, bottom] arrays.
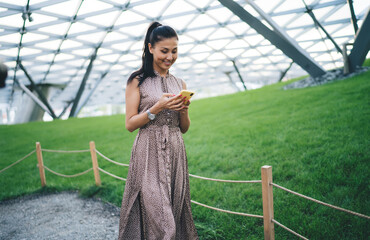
[[1, 68, 369, 239]]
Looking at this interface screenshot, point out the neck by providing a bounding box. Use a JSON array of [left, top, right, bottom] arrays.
[[153, 67, 168, 77]]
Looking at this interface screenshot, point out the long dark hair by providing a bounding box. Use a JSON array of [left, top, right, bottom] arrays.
[[127, 21, 178, 86]]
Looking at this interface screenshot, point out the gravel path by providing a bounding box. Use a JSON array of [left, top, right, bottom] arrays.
[[0, 191, 121, 240]]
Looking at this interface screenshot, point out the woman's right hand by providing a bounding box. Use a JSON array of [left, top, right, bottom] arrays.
[[154, 93, 185, 113]]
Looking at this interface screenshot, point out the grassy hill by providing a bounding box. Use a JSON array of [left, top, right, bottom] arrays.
[[1, 68, 369, 239]]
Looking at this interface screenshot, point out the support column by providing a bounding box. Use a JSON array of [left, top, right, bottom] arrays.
[[347, 0, 358, 34], [232, 60, 247, 90], [224, 71, 241, 92], [13, 83, 53, 123], [348, 9, 370, 73], [69, 48, 98, 117], [218, 0, 326, 78], [19, 62, 57, 119]]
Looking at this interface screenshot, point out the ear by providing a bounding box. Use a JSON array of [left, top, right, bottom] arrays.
[[148, 43, 154, 54]]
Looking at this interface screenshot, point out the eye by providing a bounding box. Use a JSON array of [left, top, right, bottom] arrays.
[[161, 50, 168, 54]]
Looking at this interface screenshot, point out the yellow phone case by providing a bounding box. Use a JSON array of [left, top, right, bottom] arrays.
[[180, 90, 195, 101]]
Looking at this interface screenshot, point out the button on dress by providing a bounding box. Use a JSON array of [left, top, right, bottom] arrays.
[[118, 72, 199, 240]]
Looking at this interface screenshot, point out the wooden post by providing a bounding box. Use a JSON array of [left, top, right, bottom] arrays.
[[89, 141, 101, 186], [261, 165, 274, 240], [36, 142, 46, 187]]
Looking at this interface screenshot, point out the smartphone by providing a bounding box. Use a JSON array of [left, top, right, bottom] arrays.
[[180, 90, 195, 102]]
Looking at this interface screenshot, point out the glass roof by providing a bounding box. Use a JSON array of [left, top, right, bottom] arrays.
[[0, 0, 369, 120]]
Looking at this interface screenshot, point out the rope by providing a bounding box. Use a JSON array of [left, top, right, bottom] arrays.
[[0, 150, 36, 173], [43, 165, 93, 178], [272, 219, 308, 240], [95, 149, 129, 167], [42, 148, 90, 153], [271, 183, 370, 220], [189, 174, 262, 183], [98, 167, 127, 181], [191, 200, 263, 219]]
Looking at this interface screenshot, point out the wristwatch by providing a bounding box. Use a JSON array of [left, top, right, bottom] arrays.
[[146, 109, 156, 120]]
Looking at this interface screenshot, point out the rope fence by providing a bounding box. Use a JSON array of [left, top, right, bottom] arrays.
[[41, 148, 90, 153], [189, 174, 261, 183], [43, 165, 93, 178], [95, 149, 130, 167], [98, 167, 126, 181], [191, 200, 263, 219], [271, 219, 308, 240], [0, 150, 35, 174], [1, 141, 369, 239], [271, 183, 370, 220]]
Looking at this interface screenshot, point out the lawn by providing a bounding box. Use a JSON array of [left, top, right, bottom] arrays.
[[1, 67, 369, 239]]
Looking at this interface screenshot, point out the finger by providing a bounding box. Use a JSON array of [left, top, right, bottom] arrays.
[[172, 94, 183, 100], [169, 101, 184, 110], [182, 98, 190, 105], [163, 93, 174, 98], [174, 101, 185, 108], [169, 97, 184, 104]]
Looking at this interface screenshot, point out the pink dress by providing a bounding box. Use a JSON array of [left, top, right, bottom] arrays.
[[118, 72, 198, 240]]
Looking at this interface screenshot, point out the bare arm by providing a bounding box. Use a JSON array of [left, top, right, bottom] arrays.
[[125, 78, 185, 132], [179, 80, 191, 134]]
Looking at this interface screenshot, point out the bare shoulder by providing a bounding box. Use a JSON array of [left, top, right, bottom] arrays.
[[127, 77, 140, 88], [126, 77, 140, 93]]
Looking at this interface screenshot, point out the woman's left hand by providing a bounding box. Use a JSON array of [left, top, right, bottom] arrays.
[[179, 98, 190, 114]]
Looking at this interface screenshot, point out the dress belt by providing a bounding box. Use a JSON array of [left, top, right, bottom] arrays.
[[141, 125, 179, 150]]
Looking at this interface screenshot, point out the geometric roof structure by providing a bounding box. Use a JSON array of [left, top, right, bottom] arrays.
[[0, 0, 369, 122]]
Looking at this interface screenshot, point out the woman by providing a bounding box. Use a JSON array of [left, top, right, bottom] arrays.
[[118, 22, 199, 240]]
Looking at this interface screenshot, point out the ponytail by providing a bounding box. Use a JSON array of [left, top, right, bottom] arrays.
[[127, 21, 178, 86]]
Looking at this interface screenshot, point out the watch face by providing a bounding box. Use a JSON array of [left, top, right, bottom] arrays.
[[147, 110, 155, 120]]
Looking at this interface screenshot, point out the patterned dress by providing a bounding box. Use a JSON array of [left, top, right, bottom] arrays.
[[118, 72, 199, 240]]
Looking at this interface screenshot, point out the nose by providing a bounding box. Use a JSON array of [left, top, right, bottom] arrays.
[[166, 53, 173, 60]]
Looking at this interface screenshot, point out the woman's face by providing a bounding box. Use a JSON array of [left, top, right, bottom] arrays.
[[149, 37, 178, 74]]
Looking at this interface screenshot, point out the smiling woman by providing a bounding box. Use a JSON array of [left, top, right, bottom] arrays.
[[118, 22, 199, 240], [149, 36, 178, 75]]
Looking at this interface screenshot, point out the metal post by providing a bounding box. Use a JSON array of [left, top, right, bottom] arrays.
[[218, 0, 326, 78], [342, 43, 353, 75], [19, 62, 57, 119], [224, 71, 241, 92], [261, 165, 274, 240], [58, 101, 72, 119], [278, 61, 294, 82], [348, 8, 370, 73], [231, 60, 247, 90], [304, 4, 342, 54], [74, 71, 108, 115], [246, 0, 309, 60], [14, 79, 53, 117], [347, 0, 358, 34], [69, 48, 98, 117]]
